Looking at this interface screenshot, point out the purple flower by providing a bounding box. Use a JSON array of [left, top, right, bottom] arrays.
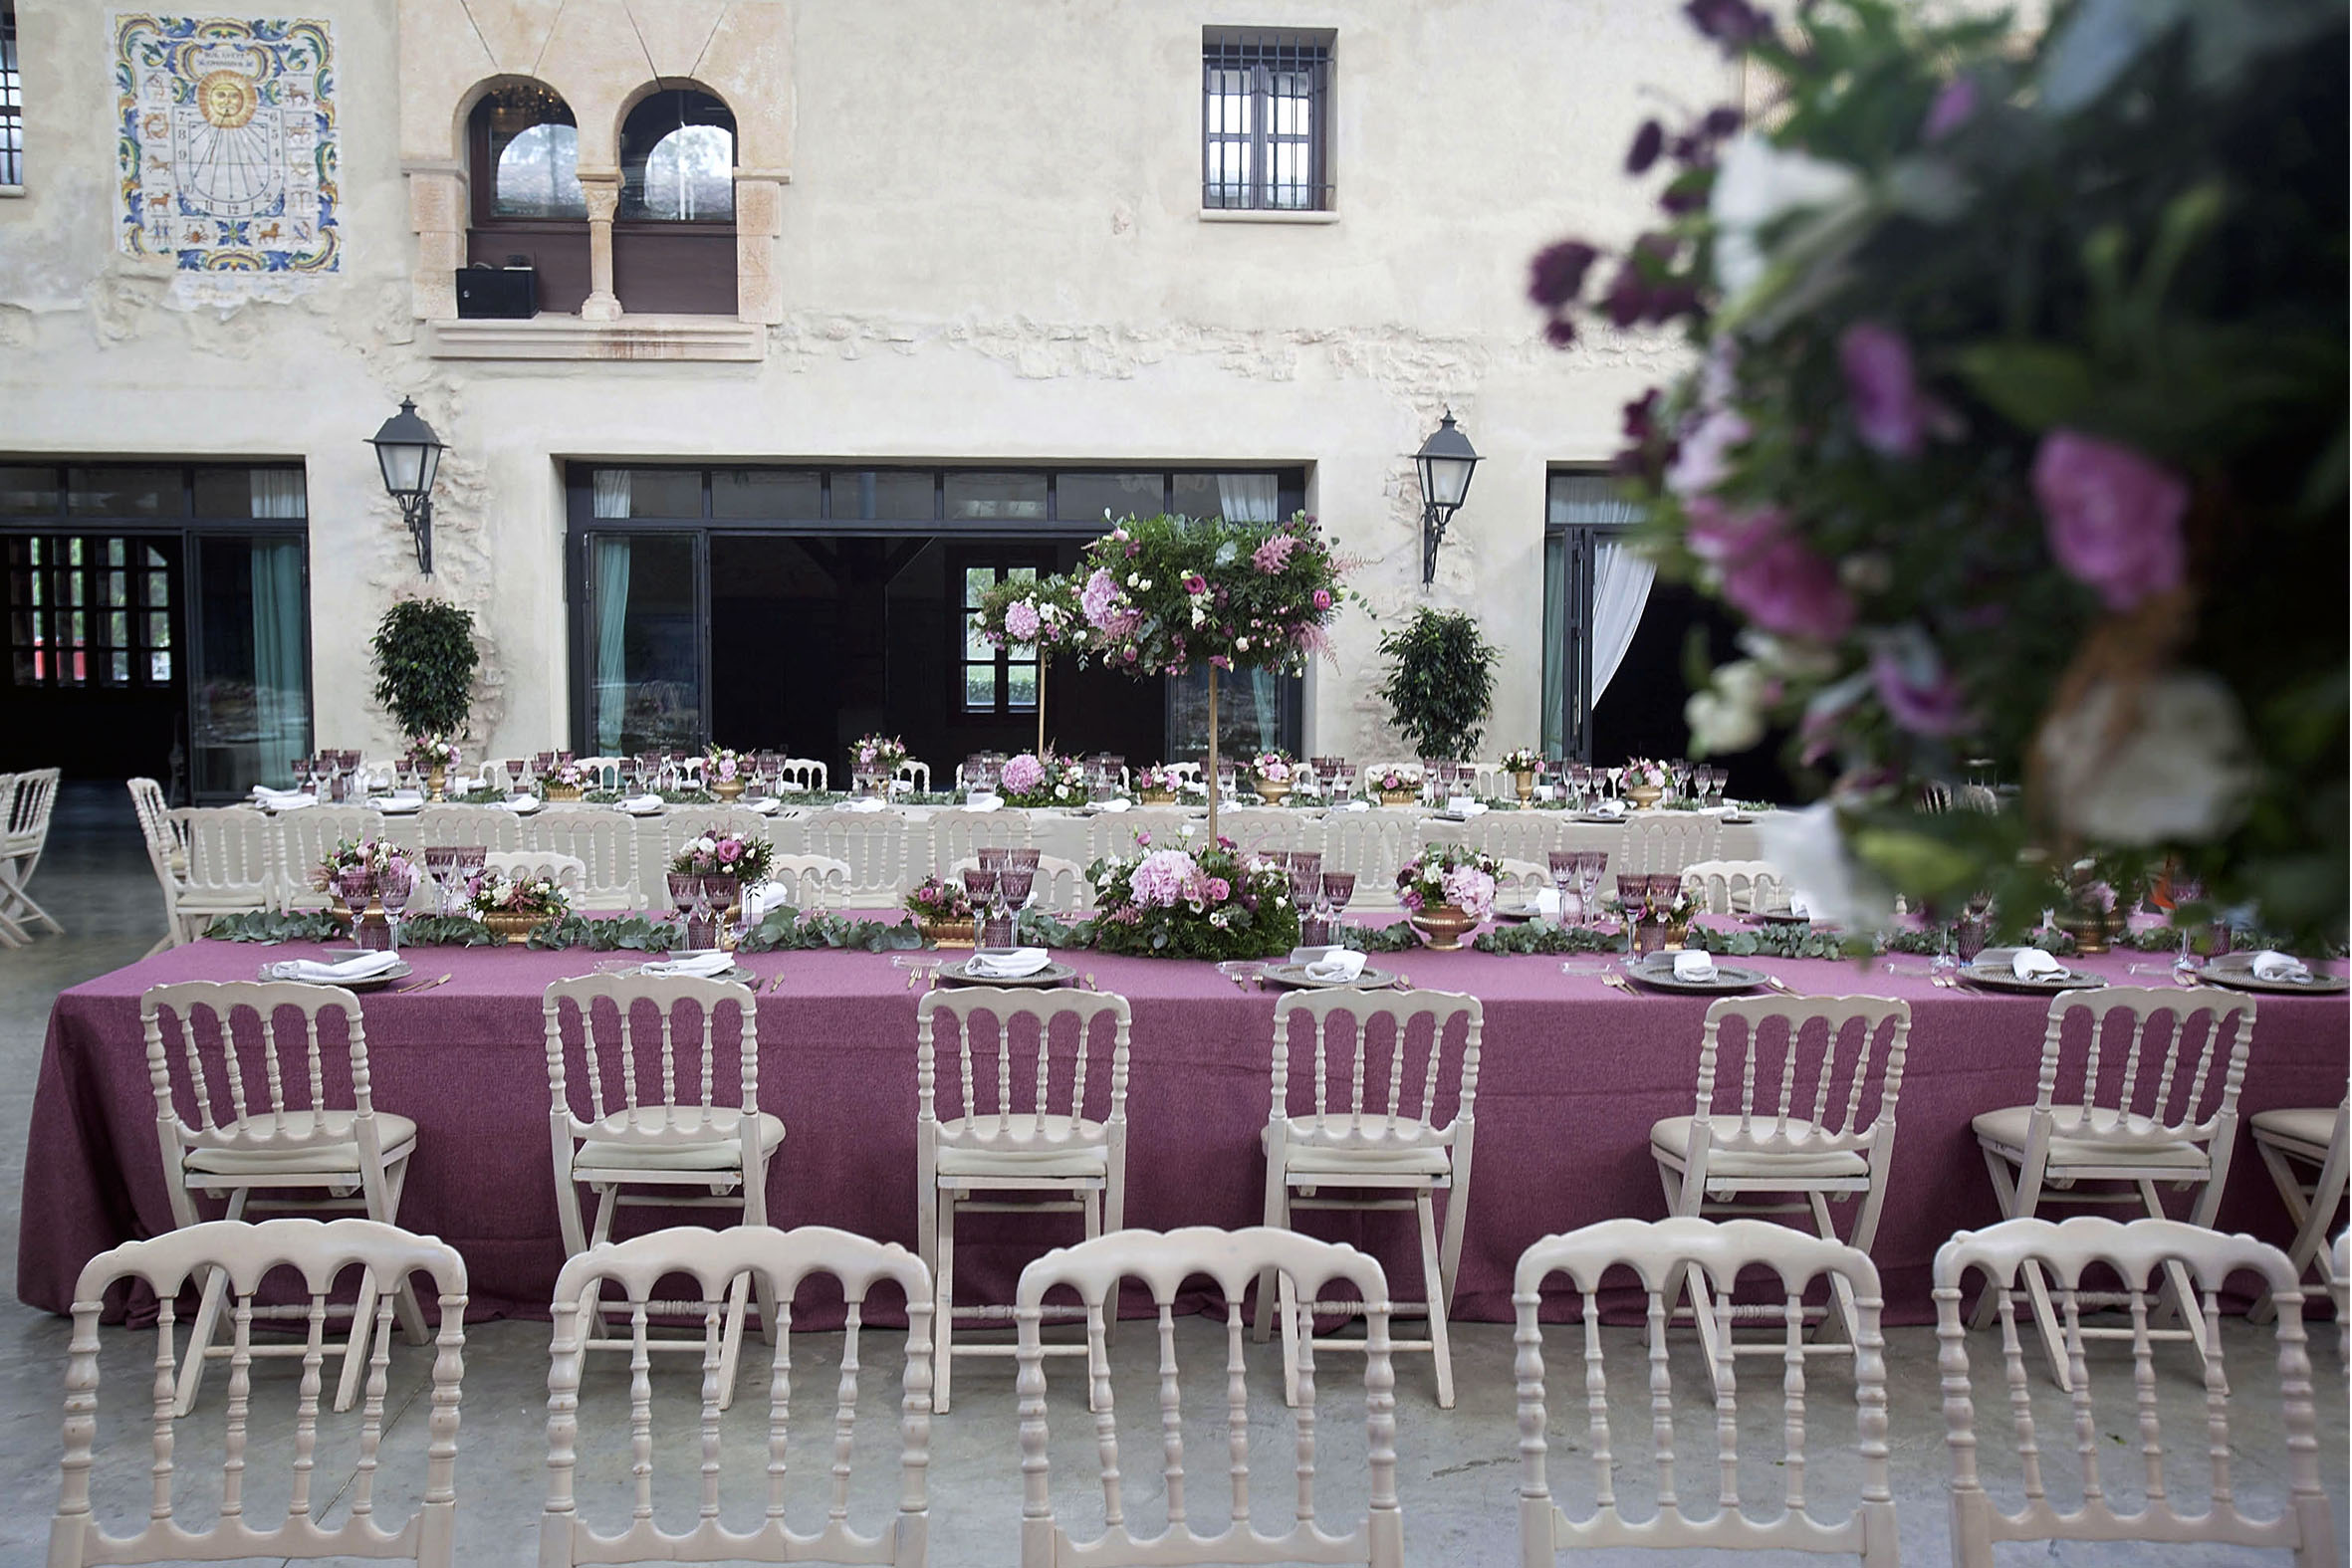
[[1684, 498, 1780, 563], [1869, 646, 1971, 735], [1003, 600, 1042, 641], [1182, 572, 1208, 594], [1205, 876, 1231, 902], [1684, 0, 1772, 50], [1625, 121, 1665, 175], [1666, 408, 1751, 498], [1312, 587, 1332, 609], [2030, 430, 2189, 611], [1924, 77, 1978, 141], [1529, 240, 1599, 306], [1000, 754, 1046, 794], [1721, 532, 1856, 641], [1837, 321, 1929, 457], [1079, 568, 1123, 627], [1252, 535, 1301, 573]]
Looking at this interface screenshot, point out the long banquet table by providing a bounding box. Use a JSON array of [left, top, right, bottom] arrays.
[[19, 933, 2345, 1325]]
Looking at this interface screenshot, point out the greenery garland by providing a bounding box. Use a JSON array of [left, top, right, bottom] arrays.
[[203, 911, 344, 943], [735, 907, 925, 954]]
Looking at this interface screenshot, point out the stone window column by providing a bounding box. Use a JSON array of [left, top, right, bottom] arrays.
[[733, 170, 787, 325], [405, 165, 468, 321], [579, 169, 621, 323]]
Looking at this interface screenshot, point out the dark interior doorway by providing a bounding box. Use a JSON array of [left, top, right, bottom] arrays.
[[1593, 577, 1793, 802]]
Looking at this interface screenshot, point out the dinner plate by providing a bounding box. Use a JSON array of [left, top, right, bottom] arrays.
[[1573, 811, 1631, 825], [1491, 898, 1547, 924], [1957, 963, 2105, 994], [261, 953, 413, 992], [1259, 963, 1400, 991], [1619, 958, 1767, 994], [1749, 908, 1812, 926], [935, 959, 1077, 989], [2197, 954, 2348, 995]]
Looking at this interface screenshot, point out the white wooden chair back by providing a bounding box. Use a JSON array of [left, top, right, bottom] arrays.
[[1015, 1226, 1403, 1567], [803, 809, 909, 902], [893, 759, 933, 794], [1468, 809, 1559, 865], [129, 778, 187, 943], [174, 806, 277, 909], [141, 982, 389, 1224], [483, 849, 588, 895], [929, 806, 1032, 878], [565, 756, 623, 789], [1318, 809, 1422, 909], [1617, 814, 1723, 875], [773, 756, 829, 792], [1223, 807, 1315, 853], [949, 853, 1092, 914], [916, 988, 1129, 1160], [415, 802, 523, 852], [1270, 989, 1481, 1157], [1494, 857, 1549, 895], [522, 811, 640, 910], [1515, 1216, 1894, 1561], [5, 763, 59, 853], [1161, 762, 1205, 786], [663, 807, 776, 863], [1934, 1216, 2333, 1567], [764, 853, 854, 912], [1088, 810, 1194, 862], [2024, 987, 2254, 1151], [2335, 1232, 2349, 1361], [48, 1218, 467, 1568], [1680, 858, 1789, 915], [277, 806, 388, 911], [1687, 996, 1910, 1167], [542, 1226, 932, 1566], [542, 975, 761, 1151]]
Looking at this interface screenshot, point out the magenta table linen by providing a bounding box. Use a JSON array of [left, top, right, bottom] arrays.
[[17, 939, 2346, 1323]]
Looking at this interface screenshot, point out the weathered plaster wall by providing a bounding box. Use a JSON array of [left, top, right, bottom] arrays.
[[0, 0, 1722, 764]]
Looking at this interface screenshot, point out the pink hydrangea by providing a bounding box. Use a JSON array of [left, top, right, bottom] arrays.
[[1000, 754, 1046, 794], [1252, 534, 1301, 573], [1441, 866, 1498, 919], [1003, 600, 1042, 642], [1079, 568, 1123, 627], [1128, 849, 1203, 909], [1721, 532, 1856, 641], [2030, 430, 2188, 612]]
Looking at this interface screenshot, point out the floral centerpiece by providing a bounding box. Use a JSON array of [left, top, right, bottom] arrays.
[[904, 874, 978, 947], [1525, 0, 2346, 946], [1244, 751, 1295, 802], [468, 871, 571, 939], [1623, 759, 1670, 807], [543, 760, 585, 801], [851, 734, 909, 795], [670, 828, 774, 885], [999, 750, 1091, 808], [1397, 843, 1499, 949], [1371, 764, 1420, 804], [972, 574, 1084, 754], [1499, 747, 1544, 800], [1134, 763, 1186, 803], [1087, 833, 1298, 960], [706, 747, 745, 801], [313, 837, 415, 898], [408, 734, 460, 800]]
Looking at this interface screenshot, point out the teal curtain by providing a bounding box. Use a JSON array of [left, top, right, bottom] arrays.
[[248, 539, 309, 782], [1540, 532, 1566, 757], [591, 536, 632, 752]]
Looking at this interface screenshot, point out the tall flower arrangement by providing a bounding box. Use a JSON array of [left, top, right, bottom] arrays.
[[1527, 0, 2346, 943], [973, 574, 1083, 754]]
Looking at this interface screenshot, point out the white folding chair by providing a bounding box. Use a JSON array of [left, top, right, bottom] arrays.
[[143, 981, 428, 1415], [1935, 1216, 2336, 1567], [170, 805, 279, 937], [803, 808, 911, 907], [916, 985, 1129, 1413], [277, 805, 387, 911], [1652, 996, 1909, 1389], [894, 759, 933, 794], [929, 805, 1032, 879], [543, 974, 781, 1410], [1256, 988, 1481, 1407], [47, 1218, 468, 1568], [1466, 807, 1561, 865], [1494, 857, 1550, 895], [1515, 1216, 1897, 1564], [0, 764, 61, 938], [1214, 806, 1311, 854], [1617, 814, 1723, 875], [1679, 857, 1790, 915], [1971, 986, 2254, 1386], [1015, 1227, 1404, 1568], [129, 777, 190, 953], [483, 848, 588, 896], [523, 809, 640, 911], [773, 756, 829, 792], [2248, 1096, 2348, 1322], [542, 1226, 933, 1566]]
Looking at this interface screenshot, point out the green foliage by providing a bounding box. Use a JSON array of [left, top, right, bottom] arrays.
[[1069, 513, 1352, 677], [735, 907, 925, 954], [1337, 921, 1423, 954], [526, 915, 680, 952], [1688, 924, 1860, 961], [370, 600, 479, 739], [397, 915, 498, 947], [1375, 609, 1498, 760], [1473, 921, 1622, 955], [202, 911, 343, 943]]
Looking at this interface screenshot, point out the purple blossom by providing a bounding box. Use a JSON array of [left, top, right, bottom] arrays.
[[1128, 849, 1203, 909], [1837, 321, 1932, 457], [1924, 77, 1978, 141], [1529, 240, 1599, 306], [1182, 572, 1208, 594], [1625, 120, 1665, 175], [1683, 0, 1773, 50], [1003, 600, 1042, 641], [1721, 532, 1856, 641], [1312, 588, 1332, 610], [1000, 754, 1046, 794], [1666, 408, 1751, 498], [1252, 534, 1301, 573], [1079, 568, 1123, 627], [1685, 499, 1781, 563], [1870, 647, 1971, 735], [2030, 430, 2189, 611]]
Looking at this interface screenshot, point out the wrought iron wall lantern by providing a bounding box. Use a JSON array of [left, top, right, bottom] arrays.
[[367, 397, 445, 574], [1414, 409, 1481, 583]]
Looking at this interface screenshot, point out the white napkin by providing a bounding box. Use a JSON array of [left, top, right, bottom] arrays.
[[1303, 950, 1367, 984], [261, 793, 317, 811], [842, 796, 888, 813], [2251, 950, 2311, 983], [252, 785, 311, 802], [1444, 795, 1488, 817], [2012, 948, 2064, 980], [741, 883, 795, 921], [640, 951, 734, 979], [1096, 797, 1131, 812], [963, 792, 1003, 812], [1786, 891, 1811, 918], [265, 951, 401, 984], [1340, 798, 1371, 812], [617, 793, 664, 814], [1590, 798, 1628, 818], [743, 795, 781, 813], [1534, 888, 1562, 919], [779, 781, 806, 793], [1672, 950, 1718, 982], [967, 947, 1050, 979], [502, 794, 542, 813]]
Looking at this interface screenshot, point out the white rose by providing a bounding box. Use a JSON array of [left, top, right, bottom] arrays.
[[1710, 134, 1866, 300], [1684, 660, 1770, 756], [2036, 672, 2255, 845], [1236, 636, 1251, 651]]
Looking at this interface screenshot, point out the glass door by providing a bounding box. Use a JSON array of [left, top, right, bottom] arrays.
[[186, 534, 311, 797], [584, 532, 706, 754]]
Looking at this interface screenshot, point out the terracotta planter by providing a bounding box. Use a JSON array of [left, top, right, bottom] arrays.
[[920, 918, 977, 949], [1627, 784, 1664, 810], [1253, 780, 1292, 804], [1410, 903, 1479, 951], [713, 778, 746, 802], [1380, 787, 1417, 806], [1139, 787, 1177, 805], [1513, 771, 1535, 802]]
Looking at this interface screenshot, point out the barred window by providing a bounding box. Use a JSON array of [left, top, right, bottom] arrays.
[[1, 1, 22, 186], [1202, 31, 1331, 212]]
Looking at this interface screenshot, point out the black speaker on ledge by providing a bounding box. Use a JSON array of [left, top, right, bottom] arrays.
[[454, 262, 537, 320]]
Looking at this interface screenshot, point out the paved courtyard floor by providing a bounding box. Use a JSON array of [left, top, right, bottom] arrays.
[[0, 784, 2343, 1565]]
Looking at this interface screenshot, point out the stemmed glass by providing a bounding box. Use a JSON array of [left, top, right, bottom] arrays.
[[1319, 871, 1356, 944], [379, 859, 415, 943], [1286, 851, 1323, 939], [1575, 852, 1605, 919], [422, 848, 459, 917], [1331, 764, 1357, 800], [292, 756, 315, 794], [1548, 851, 1581, 925], [998, 866, 1038, 927], [338, 866, 377, 950], [1215, 761, 1238, 800]]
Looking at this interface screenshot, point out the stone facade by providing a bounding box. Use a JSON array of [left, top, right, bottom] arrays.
[[0, 0, 1726, 765]]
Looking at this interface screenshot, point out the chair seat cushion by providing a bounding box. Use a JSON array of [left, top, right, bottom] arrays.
[[2250, 1105, 2341, 1155], [1972, 1105, 2209, 1170], [936, 1114, 1108, 1179], [184, 1111, 418, 1176], [576, 1110, 786, 1172], [1649, 1115, 1870, 1180], [1267, 1118, 1453, 1177]]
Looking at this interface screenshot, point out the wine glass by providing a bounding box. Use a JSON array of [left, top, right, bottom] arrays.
[[1319, 871, 1356, 944], [1576, 852, 1606, 917], [1332, 764, 1357, 800], [1548, 851, 1581, 924], [379, 858, 415, 941], [998, 866, 1037, 912], [1215, 761, 1238, 798], [666, 871, 701, 930], [421, 847, 457, 917], [338, 866, 375, 949], [961, 865, 998, 907]]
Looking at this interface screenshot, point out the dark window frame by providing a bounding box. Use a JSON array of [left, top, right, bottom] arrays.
[[1202, 30, 1333, 212], [947, 549, 1055, 721], [0, 0, 21, 187], [1541, 468, 1643, 763]]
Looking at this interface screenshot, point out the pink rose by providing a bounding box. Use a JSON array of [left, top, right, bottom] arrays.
[[1721, 532, 1856, 641], [1312, 588, 1332, 609], [716, 839, 743, 863], [2030, 430, 2188, 611], [1183, 573, 1208, 594], [1837, 321, 1929, 458], [1205, 877, 1231, 902]]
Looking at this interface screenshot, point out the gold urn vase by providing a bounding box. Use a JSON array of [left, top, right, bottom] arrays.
[[1409, 903, 1478, 951]]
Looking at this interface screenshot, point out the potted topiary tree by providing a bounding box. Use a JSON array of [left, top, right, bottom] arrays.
[[370, 599, 479, 794], [1376, 607, 1498, 765]]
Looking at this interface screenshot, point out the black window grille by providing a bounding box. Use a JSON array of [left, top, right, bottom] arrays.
[[1, 1, 22, 186], [1202, 32, 1331, 212]]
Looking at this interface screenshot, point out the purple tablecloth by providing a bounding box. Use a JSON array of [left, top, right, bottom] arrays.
[[18, 936, 2346, 1323]]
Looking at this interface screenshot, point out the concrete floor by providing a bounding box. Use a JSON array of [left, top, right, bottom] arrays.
[[0, 783, 2344, 1566]]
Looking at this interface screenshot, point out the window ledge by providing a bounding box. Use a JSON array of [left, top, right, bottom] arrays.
[[0, 185, 24, 199], [1198, 207, 1338, 225], [427, 314, 764, 362]]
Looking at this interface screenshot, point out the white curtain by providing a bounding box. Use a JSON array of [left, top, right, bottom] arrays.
[[1215, 474, 1284, 750], [247, 472, 309, 783], [249, 470, 306, 519], [591, 470, 632, 519], [1588, 540, 1655, 704]]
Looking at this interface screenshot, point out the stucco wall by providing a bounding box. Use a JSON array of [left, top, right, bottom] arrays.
[[0, 0, 1724, 764]]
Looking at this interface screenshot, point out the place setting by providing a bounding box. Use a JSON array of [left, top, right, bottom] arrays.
[[1954, 946, 2107, 995], [2195, 949, 2348, 996]]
